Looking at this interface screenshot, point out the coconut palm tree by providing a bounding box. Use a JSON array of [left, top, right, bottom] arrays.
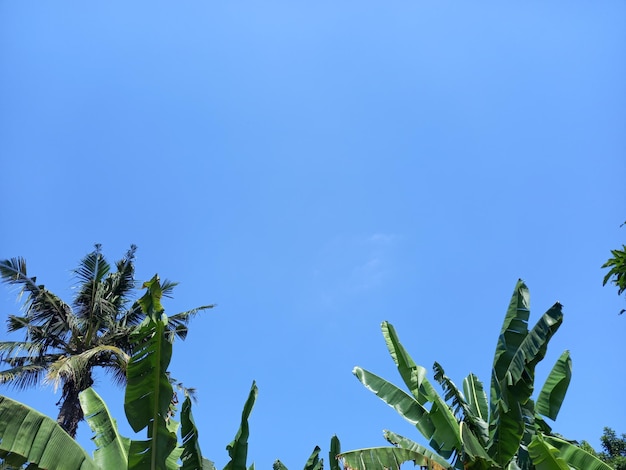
[[0, 245, 213, 438]]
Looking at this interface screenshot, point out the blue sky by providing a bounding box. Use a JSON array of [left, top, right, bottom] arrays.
[[1, 1, 625, 468]]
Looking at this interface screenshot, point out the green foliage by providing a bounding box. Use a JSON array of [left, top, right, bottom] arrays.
[[0, 246, 213, 437], [0, 276, 220, 469], [340, 280, 610, 470], [0, 395, 97, 470], [80, 388, 130, 469], [598, 428, 626, 470], [602, 222, 626, 314], [224, 382, 258, 470], [0, 274, 336, 470], [272, 436, 343, 470]]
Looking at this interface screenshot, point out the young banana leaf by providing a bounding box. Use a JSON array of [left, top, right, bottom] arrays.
[[433, 363, 489, 447], [224, 381, 258, 470], [302, 446, 323, 470], [124, 275, 179, 470], [0, 395, 97, 470], [180, 396, 215, 470], [80, 387, 130, 469], [329, 435, 341, 470], [379, 322, 461, 459], [535, 351, 571, 421], [274, 435, 341, 470], [488, 280, 563, 466]]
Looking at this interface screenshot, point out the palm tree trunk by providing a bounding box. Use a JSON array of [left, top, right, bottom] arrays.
[[56, 377, 93, 438]]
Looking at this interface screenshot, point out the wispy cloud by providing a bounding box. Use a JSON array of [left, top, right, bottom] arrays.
[[312, 233, 400, 307]]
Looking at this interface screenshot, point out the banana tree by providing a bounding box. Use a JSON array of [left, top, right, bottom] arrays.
[[0, 276, 253, 470], [339, 280, 610, 470], [273, 436, 342, 470]]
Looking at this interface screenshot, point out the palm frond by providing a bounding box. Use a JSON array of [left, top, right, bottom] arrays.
[[0, 364, 48, 390], [5, 315, 30, 334], [0, 258, 75, 344], [73, 244, 110, 288], [168, 374, 198, 403], [160, 279, 179, 299], [73, 245, 117, 337], [119, 303, 146, 328], [167, 305, 215, 340], [104, 363, 129, 387], [0, 341, 48, 361], [46, 345, 130, 392], [0, 257, 38, 296], [105, 245, 138, 314]]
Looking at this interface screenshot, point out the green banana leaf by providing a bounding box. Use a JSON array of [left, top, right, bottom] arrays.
[[527, 434, 570, 470], [137, 275, 166, 323], [462, 374, 489, 445], [224, 381, 258, 470], [0, 395, 97, 470], [80, 387, 130, 469], [340, 445, 448, 470], [303, 446, 323, 470], [535, 351, 571, 421], [488, 280, 563, 466], [501, 303, 563, 404], [329, 435, 341, 470], [180, 396, 214, 470], [462, 374, 488, 424], [273, 460, 288, 470], [433, 363, 489, 447], [487, 387, 524, 466], [459, 422, 495, 470], [541, 435, 613, 470], [352, 367, 436, 441], [124, 276, 178, 470], [379, 322, 461, 458], [385, 430, 454, 469], [490, 280, 531, 402], [339, 430, 452, 470]]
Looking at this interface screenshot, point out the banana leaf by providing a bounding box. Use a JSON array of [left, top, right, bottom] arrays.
[[224, 381, 258, 470], [527, 434, 570, 470], [491, 280, 531, 393], [487, 389, 524, 466], [541, 435, 613, 470], [339, 429, 453, 470], [340, 446, 448, 470], [385, 430, 454, 469], [433, 363, 489, 447], [459, 422, 495, 470], [462, 374, 488, 424], [124, 276, 178, 470], [535, 351, 571, 421], [379, 323, 461, 458], [303, 446, 323, 470], [273, 461, 288, 470], [180, 396, 214, 470], [488, 280, 563, 466], [0, 395, 97, 470], [502, 303, 563, 404], [80, 387, 130, 469], [352, 367, 436, 441], [329, 435, 341, 470]]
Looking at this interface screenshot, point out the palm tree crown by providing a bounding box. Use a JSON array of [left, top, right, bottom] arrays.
[[0, 245, 213, 438]]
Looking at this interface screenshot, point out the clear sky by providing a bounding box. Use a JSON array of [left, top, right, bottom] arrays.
[[1, 1, 625, 468]]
